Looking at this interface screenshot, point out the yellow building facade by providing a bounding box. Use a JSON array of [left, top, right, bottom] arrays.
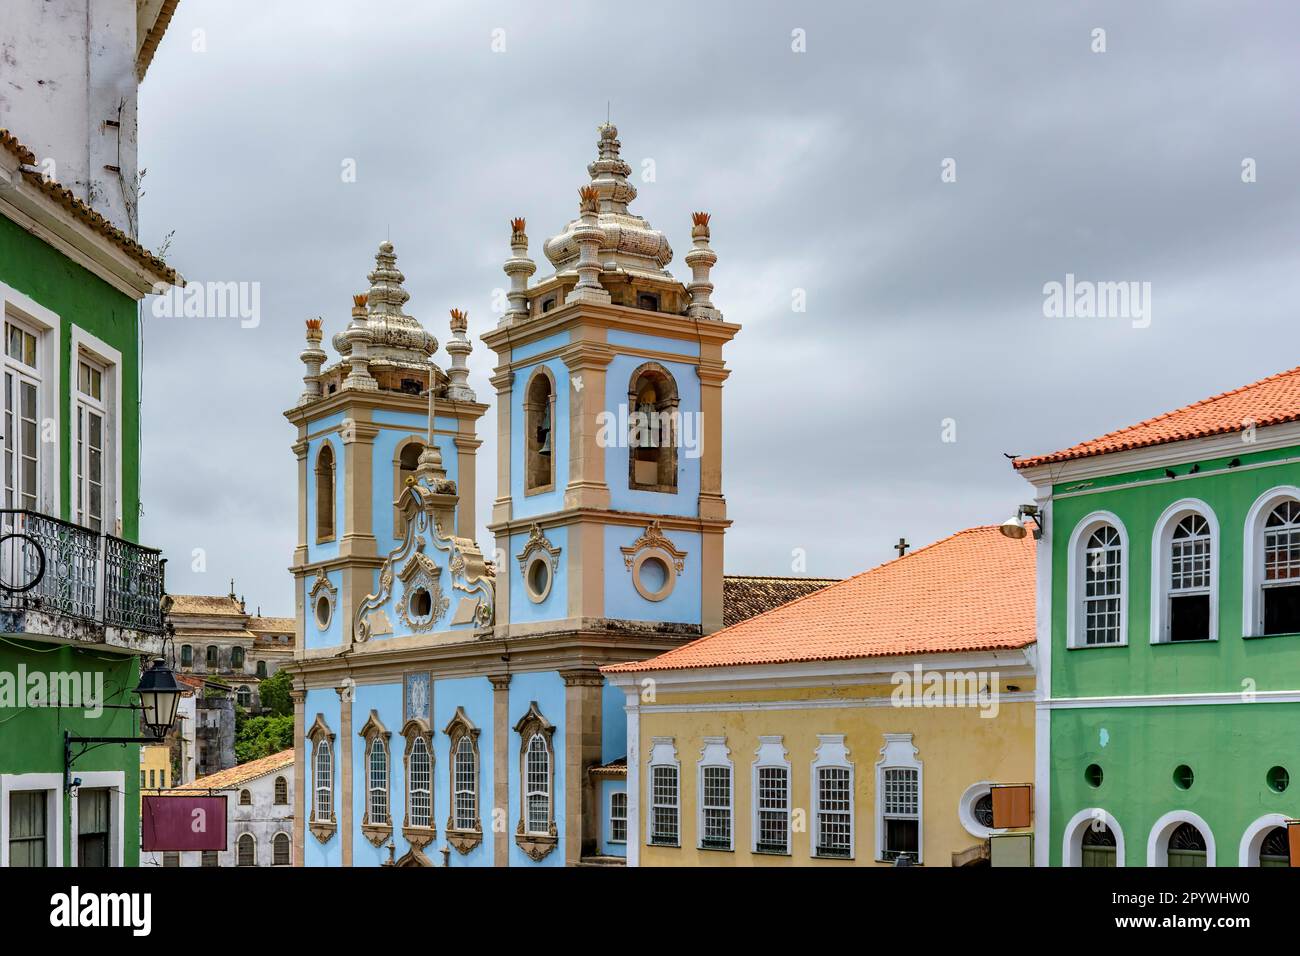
[[604, 525, 1038, 867]]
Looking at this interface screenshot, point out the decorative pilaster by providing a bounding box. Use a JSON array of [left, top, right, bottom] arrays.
[[503, 218, 536, 324], [445, 308, 476, 401], [338, 683, 354, 867], [342, 293, 378, 391], [299, 319, 326, 404], [685, 212, 720, 320], [565, 186, 610, 305], [490, 674, 512, 867], [291, 686, 306, 867], [562, 669, 605, 864]]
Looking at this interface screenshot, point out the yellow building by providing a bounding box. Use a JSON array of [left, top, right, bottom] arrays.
[[603, 526, 1038, 867], [139, 744, 172, 797]]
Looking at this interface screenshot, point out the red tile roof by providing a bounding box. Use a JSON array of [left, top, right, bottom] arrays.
[[169, 749, 293, 792], [1014, 364, 1300, 469], [723, 575, 840, 627], [603, 526, 1035, 673]]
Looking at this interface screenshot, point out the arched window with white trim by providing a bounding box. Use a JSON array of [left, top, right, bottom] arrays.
[[526, 735, 551, 835], [812, 734, 854, 860], [1062, 808, 1126, 867], [369, 736, 389, 825], [237, 833, 256, 867], [1148, 810, 1215, 867], [1244, 488, 1300, 637], [1151, 501, 1218, 644], [876, 733, 921, 863], [1068, 514, 1129, 648], [697, 737, 732, 851], [272, 831, 291, 866]]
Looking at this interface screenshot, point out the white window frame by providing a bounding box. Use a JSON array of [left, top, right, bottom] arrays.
[[368, 735, 389, 827], [524, 733, 552, 836], [751, 735, 791, 855], [697, 736, 733, 851], [875, 733, 922, 864], [1150, 499, 1219, 644], [313, 737, 333, 824], [811, 734, 854, 860], [69, 327, 121, 535], [1067, 511, 1129, 648], [1243, 486, 1300, 638], [1062, 807, 1126, 867], [1239, 813, 1291, 867], [0, 282, 61, 517], [236, 832, 257, 867], [452, 735, 477, 831], [958, 781, 1006, 841], [69, 771, 124, 867], [407, 734, 433, 829], [608, 790, 627, 845], [271, 830, 292, 866], [646, 737, 680, 847], [1147, 809, 1215, 867], [0, 772, 64, 866]]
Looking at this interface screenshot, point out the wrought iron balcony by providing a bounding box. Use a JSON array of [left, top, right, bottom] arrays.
[[0, 509, 167, 638]]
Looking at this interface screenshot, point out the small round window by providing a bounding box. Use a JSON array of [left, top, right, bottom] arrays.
[[315, 594, 332, 629], [1173, 764, 1194, 790], [525, 554, 553, 603], [631, 551, 676, 602], [1267, 765, 1289, 793], [1084, 763, 1103, 788]]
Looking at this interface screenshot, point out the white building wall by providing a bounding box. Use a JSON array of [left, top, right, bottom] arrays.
[[0, 0, 142, 234], [141, 765, 294, 867]]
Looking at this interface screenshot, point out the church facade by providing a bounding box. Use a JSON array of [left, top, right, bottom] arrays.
[[286, 123, 739, 866]]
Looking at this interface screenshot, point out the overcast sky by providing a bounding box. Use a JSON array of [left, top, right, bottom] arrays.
[[135, 1, 1300, 616]]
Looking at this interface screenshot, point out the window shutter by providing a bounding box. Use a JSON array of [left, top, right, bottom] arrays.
[[990, 784, 1032, 829], [1288, 819, 1300, 867]]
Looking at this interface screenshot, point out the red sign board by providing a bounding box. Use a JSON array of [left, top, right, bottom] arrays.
[[142, 795, 228, 852]]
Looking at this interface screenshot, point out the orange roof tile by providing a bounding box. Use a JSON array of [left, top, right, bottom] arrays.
[[170, 749, 293, 792], [603, 526, 1035, 673], [1014, 364, 1300, 469], [0, 127, 179, 286]]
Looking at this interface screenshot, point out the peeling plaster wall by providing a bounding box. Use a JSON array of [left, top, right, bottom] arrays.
[[0, 0, 141, 235]]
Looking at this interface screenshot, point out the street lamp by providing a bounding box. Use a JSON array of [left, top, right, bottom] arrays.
[[64, 656, 185, 791], [999, 504, 1044, 540]]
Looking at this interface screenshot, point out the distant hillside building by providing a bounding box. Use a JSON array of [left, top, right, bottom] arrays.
[[171, 587, 295, 713]]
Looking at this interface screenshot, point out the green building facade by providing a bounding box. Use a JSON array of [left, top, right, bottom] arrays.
[[1016, 371, 1300, 867], [0, 131, 176, 867]]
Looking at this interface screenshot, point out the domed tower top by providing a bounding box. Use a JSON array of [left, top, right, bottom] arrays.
[[542, 123, 673, 278], [334, 241, 438, 375]]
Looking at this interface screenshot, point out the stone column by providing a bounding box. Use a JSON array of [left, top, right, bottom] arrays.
[[561, 669, 604, 864], [490, 674, 511, 867], [291, 686, 306, 866], [338, 682, 354, 867]]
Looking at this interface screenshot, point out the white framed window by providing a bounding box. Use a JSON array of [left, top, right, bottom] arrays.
[[609, 791, 627, 845], [236, 833, 256, 867], [368, 736, 389, 826], [3, 317, 42, 512], [1067, 512, 1129, 648], [407, 735, 432, 829], [67, 771, 123, 867], [697, 737, 733, 851], [1150, 500, 1219, 644], [1, 284, 60, 517], [272, 831, 291, 866], [1244, 488, 1300, 638], [1, 777, 62, 867], [313, 736, 333, 824], [1147, 810, 1215, 867], [1062, 808, 1126, 867], [876, 733, 922, 864], [525, 734, 552, 835], [811, 734, 853, 860], [648, 737, 680, 847], [69, 327, 120, 534], [453, 736, 477, 831], [751, 736, 790, 855]]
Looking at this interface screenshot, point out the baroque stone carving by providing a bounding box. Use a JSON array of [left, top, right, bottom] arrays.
[[397, 551, 450, 632]]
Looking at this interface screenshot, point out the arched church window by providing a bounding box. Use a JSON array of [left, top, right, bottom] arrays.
[[524, 369, 556, 494], [627, 363, 679, 493], [513, 702, 557, 860], [358, 710, 392, 846], [316, 442, 336, 542], [394, 440, 424, 535]]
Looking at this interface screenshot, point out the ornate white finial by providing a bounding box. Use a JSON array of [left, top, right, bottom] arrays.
[[445, 308, 475, 401], [502, 218, 536, 325], [543, 124, 672, 276], [336, 241, 437, 372], [685, 212, 720, 320], [566, 185, 611, 305], [299, 318, 326, 404], [342, 293, 379, 391]]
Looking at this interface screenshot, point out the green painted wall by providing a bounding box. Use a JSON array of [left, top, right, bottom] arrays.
[[0, 640, 143, 866], [1050, 446, 1300, 697], [0, 213, 141, 540], [1049, 703, 1299, 866]]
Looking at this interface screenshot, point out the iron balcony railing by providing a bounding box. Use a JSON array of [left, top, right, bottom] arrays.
[[0, 509, 167, 634]]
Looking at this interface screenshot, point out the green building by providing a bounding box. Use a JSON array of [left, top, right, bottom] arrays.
[[0, 131, 179, 864], [1015, 366, 1300, 867]]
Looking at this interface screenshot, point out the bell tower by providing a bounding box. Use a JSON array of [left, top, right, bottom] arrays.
[[483, 123, 739, 646]]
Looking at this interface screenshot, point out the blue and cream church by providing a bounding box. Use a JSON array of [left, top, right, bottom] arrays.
[[285, 124, 740, 866]]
